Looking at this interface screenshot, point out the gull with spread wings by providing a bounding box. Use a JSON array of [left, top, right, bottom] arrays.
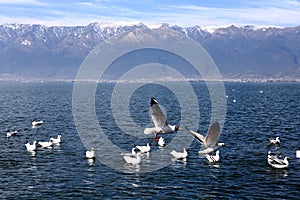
[[144, 98, 181, 135], [185, 122, 225, 154]]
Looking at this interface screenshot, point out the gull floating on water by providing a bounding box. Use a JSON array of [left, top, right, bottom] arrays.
[[158, 137, 165, 147], [153, 132, 165, 147], [25, 141, 37, 151], [185, 122, 225, 154], [86, 147, 95, 159], [204, 150, 220, 163], [136, 143, 151, 154], [38, 138, 53, 148], [267, 151, 290, 169], [144, 98, 181, 135], [267, 151, 281, 161], [268, 137, 281, 146], [32, 119, 43, 127], [121, 149, 141, 165], [296, 150, 300, 158], [6, 129, 18, 138], [50, 135, 62, 144], [170, 148, 188, 159]]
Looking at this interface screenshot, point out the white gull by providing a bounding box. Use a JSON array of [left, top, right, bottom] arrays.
[[6, 130, 18, 138], [153, 132, 165, 147], [144, 98, 181, 135], [204, 150, 220, 163], [50, 134, 62, 144], [170, 148, 188, 159], [25, 141, 37, 151], [185, 122, 225, 154], [121, 148, 141, 165], [268, 137, 281, 146], [86, 147, 95, 159], [136, 143, 151, 154], [32, 119, 43, 127], [267, 151, 290, 169]]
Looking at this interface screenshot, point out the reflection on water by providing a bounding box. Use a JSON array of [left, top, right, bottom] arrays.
[[26, 150, 37, 157], [87, 158, 95, 166]]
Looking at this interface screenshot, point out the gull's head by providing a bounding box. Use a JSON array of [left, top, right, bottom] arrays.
[[175, 125, 182, 131], [150, 98, 158, 106]]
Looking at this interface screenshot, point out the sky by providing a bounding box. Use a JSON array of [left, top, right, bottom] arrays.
[[0, 0, 300, 27]]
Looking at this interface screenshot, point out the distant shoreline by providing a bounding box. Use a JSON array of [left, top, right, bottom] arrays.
[[0, 77, 299, 83]]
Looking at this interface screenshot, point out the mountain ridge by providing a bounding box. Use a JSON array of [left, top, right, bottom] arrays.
[[0, 23, 299, 81]]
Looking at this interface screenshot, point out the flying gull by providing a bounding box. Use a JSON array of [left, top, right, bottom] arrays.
[[185, 122, 225, 154], [144, 98, 181, 135]]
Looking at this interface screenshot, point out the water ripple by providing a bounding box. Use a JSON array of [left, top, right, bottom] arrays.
[[0, 82, 299, 198]]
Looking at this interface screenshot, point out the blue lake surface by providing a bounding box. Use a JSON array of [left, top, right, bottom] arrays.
[[0, 82, 299, 199]]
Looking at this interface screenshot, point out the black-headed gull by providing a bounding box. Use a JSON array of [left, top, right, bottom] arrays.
[[185, 122, 220, 146], [32, 119, 44, 127], [268, 137, 281, 146], [38, 139, 53, 148], [170, 148, 188, 159], [144, 98, 181, 135], [86, 147, 95, 159], [136, 143, 151, 154], [204, 150, 220, 163], [158, 137, 165, 147], [121, 149, 141, 165], [153, 132, 165, 147], [50, 135, 62, 144], [185, 122, 225, 154], [6, 129, 18, 138], [267, 151, 291, 169]]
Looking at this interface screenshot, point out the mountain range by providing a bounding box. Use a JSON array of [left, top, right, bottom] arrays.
[[0, 23, 299, 81]]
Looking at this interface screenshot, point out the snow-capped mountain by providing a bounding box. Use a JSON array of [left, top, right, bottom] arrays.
[[0, 23, 299, 80]]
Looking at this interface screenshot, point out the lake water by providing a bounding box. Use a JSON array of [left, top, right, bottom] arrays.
[[0, 82, 299, 199]]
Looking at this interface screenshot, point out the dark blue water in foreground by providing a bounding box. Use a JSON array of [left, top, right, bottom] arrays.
[[0, 82, 299, 199]]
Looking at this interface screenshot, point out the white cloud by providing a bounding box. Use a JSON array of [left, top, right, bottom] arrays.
[[158, 2, 300, 27], [76, 2, 95, 7], [0, 0, 299, 27], [0, 0, 47, 6]]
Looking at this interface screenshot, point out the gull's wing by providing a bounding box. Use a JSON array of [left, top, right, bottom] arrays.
[[205, 122, 221, 147], [269, 157, 285, 165], [144, 127, 159, 135], [150, 98, 168, 128], [184, 126, 205, 144]]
